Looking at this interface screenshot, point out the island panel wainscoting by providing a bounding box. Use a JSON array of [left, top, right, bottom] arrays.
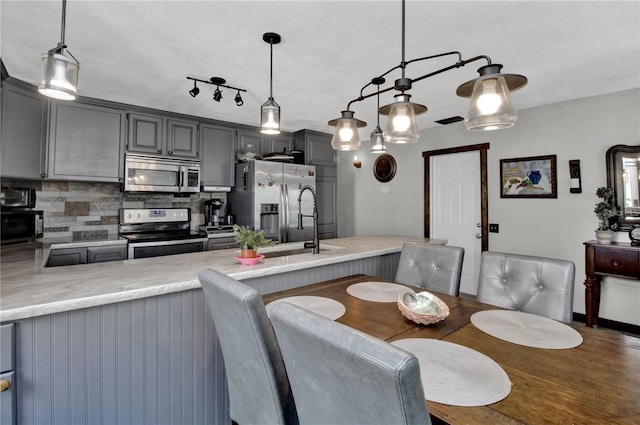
[[0, 236, 439, 424]]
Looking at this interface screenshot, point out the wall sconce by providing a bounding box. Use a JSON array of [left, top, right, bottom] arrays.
[[186, 76, 246, 106], [353, 156, 362, 168], [328, 0, 527, 150]]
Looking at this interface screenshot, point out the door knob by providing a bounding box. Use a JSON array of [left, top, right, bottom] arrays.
[[0, 379, 10, 392], [475, 233, 482, 239], [476, 222, 481, 228]]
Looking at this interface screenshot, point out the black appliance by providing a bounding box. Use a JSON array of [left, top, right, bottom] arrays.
[[118, 208, 207, 259], [1, 187, 43, 245], [204, 199, 228, 226]]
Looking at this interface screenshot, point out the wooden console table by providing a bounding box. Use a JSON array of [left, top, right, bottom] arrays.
[[583, 240, 640, 327]]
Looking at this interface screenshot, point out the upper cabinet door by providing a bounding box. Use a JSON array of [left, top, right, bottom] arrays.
[[263, 134, 292, 155], [166, 118, 198, 158], [47, 101, 126, 182], [200, 124, 235, 188], [127, 113, 164, 155], [294, 130, 335, 166], [0, 80, 46, 179]]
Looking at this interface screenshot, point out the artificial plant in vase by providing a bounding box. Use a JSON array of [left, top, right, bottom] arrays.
[[233, 224, 274, 258], [594, 186, 618, 244]]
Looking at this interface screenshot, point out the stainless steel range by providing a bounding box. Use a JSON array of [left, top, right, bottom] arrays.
[[119, 208, 207, 259]]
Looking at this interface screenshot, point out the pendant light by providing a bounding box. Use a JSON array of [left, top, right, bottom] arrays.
[[38, 0, 79, 100], [370, 77, 386, 153], [328, 110, 366, 151], [260, 32, 281, 135], [456, 64, 527, 131]]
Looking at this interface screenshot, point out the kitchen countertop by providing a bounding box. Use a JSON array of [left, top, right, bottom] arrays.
[[0, 236, 441, 322]]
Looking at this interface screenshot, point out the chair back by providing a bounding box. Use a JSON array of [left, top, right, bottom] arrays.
[[395, 242, 465, 296], [270, 302, 432, 425], [197, 268, 298, 425], [476, 251, 576, 322]]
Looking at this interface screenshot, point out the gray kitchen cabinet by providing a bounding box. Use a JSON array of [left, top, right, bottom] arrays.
[[127, 112, 199, 159], [294, 129, 336, 167], [87, 245, 127, 263], [237, 128, 292, 160], [206, 236, 236, 251], [46, 247, 88, 267], [0, 78, 46, 180], [46, 101, 125, 182], [0, 324, 15, 425], [316, 166, 337, 239], [200, 123, 236, 188]]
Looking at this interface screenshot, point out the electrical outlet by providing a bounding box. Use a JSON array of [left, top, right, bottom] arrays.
[[489, 223, 499, 233]]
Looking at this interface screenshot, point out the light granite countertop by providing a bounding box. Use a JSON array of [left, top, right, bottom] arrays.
[[0, 236, 440, 322]]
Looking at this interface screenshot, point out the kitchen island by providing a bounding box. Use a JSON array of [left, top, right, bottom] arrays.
[[0, 236, 440, 424]]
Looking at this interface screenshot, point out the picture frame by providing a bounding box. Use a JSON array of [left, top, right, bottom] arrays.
[[373, 154, 397, 183], [500, 154, 557, 198]]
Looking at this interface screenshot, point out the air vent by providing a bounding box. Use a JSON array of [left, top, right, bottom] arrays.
[[435, 116, 464, 125]]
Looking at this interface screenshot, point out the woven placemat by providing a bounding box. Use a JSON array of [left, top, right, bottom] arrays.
[[346, 282, 411, 302], [392, 338, 511, 407], [266, 296, 346, 321], [470, 310, 583, 349]]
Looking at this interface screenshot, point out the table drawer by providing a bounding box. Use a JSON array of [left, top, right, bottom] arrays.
[[594, 247, 639, 277]]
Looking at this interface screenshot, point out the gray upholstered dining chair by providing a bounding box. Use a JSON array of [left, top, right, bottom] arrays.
[[270, 302, 432, 425], [395, 242, 465, 296], [197, 268, 298, 425], [476, 251, 576, 322]]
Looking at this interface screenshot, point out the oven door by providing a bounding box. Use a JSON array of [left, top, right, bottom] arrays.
[[124, 154, 200, 193], [128, 238, 207, 259]]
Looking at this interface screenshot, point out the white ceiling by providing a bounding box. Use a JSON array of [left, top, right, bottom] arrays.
[[2, 1, 639, 135]]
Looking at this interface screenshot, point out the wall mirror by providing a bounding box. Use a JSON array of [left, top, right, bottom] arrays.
[[606, 144, 640, 230]]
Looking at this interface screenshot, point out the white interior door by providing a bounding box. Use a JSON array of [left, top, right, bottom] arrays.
[[430, 151, 482, 295]]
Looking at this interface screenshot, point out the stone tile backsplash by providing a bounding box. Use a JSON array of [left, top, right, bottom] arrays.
[[7, 180, 227, 240]]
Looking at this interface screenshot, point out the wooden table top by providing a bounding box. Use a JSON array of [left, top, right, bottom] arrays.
[[263, 274, 640, 425]]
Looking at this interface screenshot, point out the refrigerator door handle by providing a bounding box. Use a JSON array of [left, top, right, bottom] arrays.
[[279, 184, 286, 242], [282, 183, 290, 243]]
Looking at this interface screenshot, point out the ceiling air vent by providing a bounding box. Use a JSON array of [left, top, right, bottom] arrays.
[[435, 116, 464, 125]]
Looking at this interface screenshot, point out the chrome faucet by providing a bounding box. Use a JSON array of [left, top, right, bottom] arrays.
[[297, 184, 319, 254]]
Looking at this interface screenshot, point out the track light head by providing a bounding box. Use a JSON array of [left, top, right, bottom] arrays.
[[189, 81, 200, 97], [234, 91, 244, 106], [213, 87, 223, 102]]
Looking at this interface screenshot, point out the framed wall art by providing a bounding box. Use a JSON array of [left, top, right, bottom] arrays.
[[373, 154, 397, 183], [500, 154, 557, 198]]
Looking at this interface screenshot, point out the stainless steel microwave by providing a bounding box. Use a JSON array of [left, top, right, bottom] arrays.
[[124, 154, 201, 193], [1, 210, 43, 244]]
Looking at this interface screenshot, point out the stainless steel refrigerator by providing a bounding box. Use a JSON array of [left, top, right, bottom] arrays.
[[228, 160, 317, 243]]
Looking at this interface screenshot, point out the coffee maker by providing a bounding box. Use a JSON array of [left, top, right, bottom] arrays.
[[204, 199, 226, 226]]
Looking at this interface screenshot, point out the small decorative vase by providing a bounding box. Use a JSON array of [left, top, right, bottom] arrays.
[[595, 230, 614, 244], [240, 249, 257, 258]]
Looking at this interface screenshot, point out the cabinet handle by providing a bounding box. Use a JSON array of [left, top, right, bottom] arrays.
[[168, 150, 173, 155], [612, 260, 620, 266], [157, 149, 162, 154], [0, 379, 10, 392]]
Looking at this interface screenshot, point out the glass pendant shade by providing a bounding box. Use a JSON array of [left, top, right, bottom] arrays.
[[260, 97, 281, 135], [464, 75, 517, 131], [38, 50, 79, 100], [380, 94, 426, 144], [329, 110, 365, 151], [370, 126, 386, 153]]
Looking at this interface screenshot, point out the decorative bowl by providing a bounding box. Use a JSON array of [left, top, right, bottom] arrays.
[[397, 291, 450, 325], [235, 254, 265, 265]]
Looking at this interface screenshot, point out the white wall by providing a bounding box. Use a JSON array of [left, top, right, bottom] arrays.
[[337, 88, 640, 325]]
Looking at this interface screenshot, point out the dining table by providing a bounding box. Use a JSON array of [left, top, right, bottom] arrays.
[[263, 274, 640, 425]]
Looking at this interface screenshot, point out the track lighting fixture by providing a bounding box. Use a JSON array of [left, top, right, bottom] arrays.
[[329, 0, 527, 150], [189, 80, 200, 97], [234, 91, 244, 106], [185, 76, 246, 106], [38, 0, 79, 100], [260, 32, 281, 135]]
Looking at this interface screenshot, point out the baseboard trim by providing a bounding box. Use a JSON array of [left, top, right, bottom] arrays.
[[573, 312, 640, 337]]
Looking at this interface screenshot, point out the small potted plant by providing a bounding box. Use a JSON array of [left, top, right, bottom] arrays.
[[594, 186, 618, 244], [233, 224, 274, 258]]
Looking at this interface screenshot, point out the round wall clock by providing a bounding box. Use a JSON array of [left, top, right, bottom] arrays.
[[373, 154, 397, 183]]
